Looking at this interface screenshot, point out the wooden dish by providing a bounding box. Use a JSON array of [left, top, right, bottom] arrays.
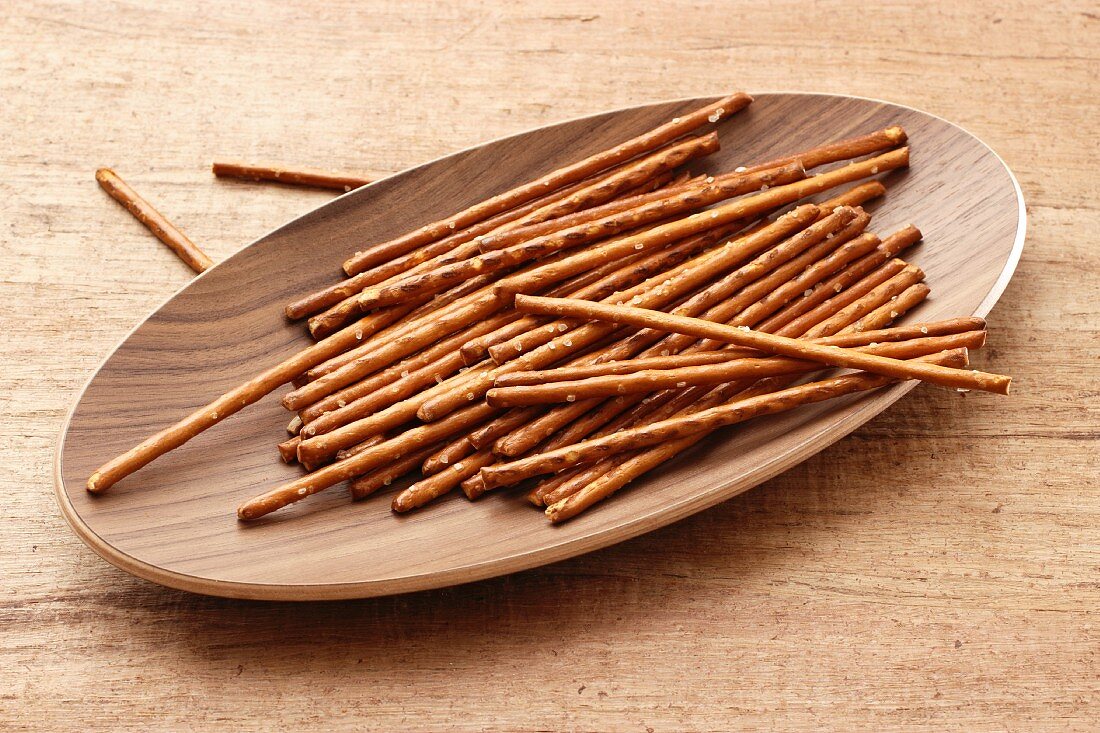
[[55, 93, 1025, 600]]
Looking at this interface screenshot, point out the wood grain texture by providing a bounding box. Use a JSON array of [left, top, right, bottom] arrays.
[[3, 1, 1097, 731], [57, 93, 1020, 597]]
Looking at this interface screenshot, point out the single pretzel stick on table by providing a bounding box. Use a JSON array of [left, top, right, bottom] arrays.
[[341, 92, 752, 276], [515, 294, 1010, 394], [212, 161, 386, 191], [95, 168, 214, 273]]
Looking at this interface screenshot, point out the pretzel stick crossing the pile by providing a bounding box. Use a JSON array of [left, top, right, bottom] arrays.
[[515, 295, 1011, 394]]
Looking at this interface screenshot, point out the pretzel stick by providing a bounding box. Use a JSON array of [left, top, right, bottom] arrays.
[[212, 161, 383, 191], [516, 294, 1010, 394], [490, 208, 864, 455], [355, 164, 806, 310], [496, 317, 985, 387], [95, 168, 213, 273], [467, 407, 545, 450], [416, 208, 821, 423], [86, 299, 418, 493], [347, 443, 443, 500], [488, 331, 985, 406], [740, 126, 907, 174], [277, 437, 301, 464], [461, 473, 489, 500], [295, 362, 495, 466], [422, 436, 476, 476], [812, 181, 887, 219], [393, 450, 497, 512], [238, 402, 497, 519], [481, 346, 971, 491], [342, 93, 752, 275], [495, 149, 909, 297]]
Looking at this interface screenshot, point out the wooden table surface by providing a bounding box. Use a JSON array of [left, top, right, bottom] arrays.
[[3, 2, 1097, 730]]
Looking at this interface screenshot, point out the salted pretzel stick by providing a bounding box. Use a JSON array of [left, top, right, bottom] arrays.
[[546, 349, 969, 522], [95, 168, 213, 273], [462, 473, 489, 500], [422, 436, 476, 476], [342, 93, 752, 275], [496, 317, 984, 387], [348, 443, 443, 500], [86, 300, 417, 493], [393, 450, 497, 512], [416, 209, 821, 423], [356, 163, 807, 310], [813, 182, 886, 219], [212, 161, 383, 191], [468, 407, 546, 450], [740, 126, 907, 175], [239, 402, 497, 519], [488, 331, 986, 407], [482, 348, 971, 491], [295, 362, 495, 466], [497, 148, 909, 296], [277, 437, 301, 464], [516, 295, 1011, 394], [490, 208, 866, 455]]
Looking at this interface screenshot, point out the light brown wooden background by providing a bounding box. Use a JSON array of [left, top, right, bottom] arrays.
[[3, 1, 1097, 730]]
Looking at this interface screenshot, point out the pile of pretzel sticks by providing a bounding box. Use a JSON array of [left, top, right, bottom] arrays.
[[86, 92, 1011, 523]]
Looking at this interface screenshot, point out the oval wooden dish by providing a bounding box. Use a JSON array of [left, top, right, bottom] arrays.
[[56, 93, 1024, 600]]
